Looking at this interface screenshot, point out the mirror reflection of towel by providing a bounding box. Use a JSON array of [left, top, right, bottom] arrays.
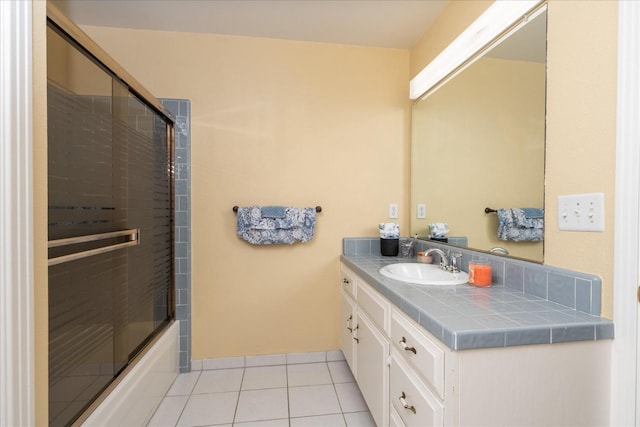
[[497, 208, 544, 241], [237, 206, 316, 245]]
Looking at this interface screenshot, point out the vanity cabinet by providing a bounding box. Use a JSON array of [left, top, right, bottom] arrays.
[[340, 264, 390, 427], [340, 262, 612, 427], [339, 267, 356, 372]]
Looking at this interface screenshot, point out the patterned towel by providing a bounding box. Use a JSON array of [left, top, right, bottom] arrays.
[[497, 208, 544, 242], [237, 206, 316, 245]]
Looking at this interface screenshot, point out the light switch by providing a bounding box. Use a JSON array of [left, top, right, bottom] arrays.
[[557, 193, 604, 232]]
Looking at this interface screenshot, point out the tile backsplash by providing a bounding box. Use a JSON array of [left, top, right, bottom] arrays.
[[343, 237, 603, 316]]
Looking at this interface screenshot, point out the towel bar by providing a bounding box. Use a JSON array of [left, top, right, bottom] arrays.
[[485, 207, 497, 214], [233, 206, 322, 213]]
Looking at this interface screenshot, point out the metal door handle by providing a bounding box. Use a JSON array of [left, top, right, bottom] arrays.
[[400, 337, 417, 354], [399, 392, 416, 414], [48, 229, 139, 266]]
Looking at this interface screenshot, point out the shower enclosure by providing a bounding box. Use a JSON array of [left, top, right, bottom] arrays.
[[46, 11, 175, 427]]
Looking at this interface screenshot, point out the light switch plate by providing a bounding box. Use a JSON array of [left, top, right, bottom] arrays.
[[557, 193, 605, 232], [417, 204, 426, 219], [389, 203, 398, 219]]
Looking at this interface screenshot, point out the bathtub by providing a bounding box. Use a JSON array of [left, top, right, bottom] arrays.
[[80, 321, 179, 426]]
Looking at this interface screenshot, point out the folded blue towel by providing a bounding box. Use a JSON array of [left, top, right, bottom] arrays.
[[521, 208, 544, 219], [237, 206, 316, 245], [497, 208, 544, 242], [261, 206, 286, 218]]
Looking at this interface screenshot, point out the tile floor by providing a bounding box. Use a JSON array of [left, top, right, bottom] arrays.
[[147, 354, 375, 427]]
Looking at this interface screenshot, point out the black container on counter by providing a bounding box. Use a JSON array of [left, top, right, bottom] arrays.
[[380, 238, 399, 256]]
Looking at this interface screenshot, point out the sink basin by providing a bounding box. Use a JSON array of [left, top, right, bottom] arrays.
[[379, 263, 469, 286]]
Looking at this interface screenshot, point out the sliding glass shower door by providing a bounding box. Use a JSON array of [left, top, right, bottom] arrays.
[[47, 23, 174, 427]]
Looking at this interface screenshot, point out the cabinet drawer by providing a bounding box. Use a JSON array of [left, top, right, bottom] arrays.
[[357, 280, 389, 335], [390, 353, 444, 427], [341, 265, 356, 299], [390, 309, 444, 399]]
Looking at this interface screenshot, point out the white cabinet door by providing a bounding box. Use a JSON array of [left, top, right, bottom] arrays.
[[340, 290, 357, 373], [356, 310, 389, 427]]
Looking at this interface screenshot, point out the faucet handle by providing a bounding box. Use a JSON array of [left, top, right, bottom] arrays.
[[449, 252, 462, 273]]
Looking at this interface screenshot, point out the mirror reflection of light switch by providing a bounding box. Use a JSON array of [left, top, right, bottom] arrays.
[[417, 204, 426, 219]]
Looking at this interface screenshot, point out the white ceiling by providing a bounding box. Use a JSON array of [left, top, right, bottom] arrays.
[[52, 0, 448, 49]]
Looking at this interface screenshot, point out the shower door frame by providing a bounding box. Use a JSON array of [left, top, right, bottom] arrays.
[[46, 3, 176, 424]]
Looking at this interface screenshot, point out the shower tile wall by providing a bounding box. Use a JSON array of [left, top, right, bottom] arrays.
[[162, 99, 192, 372]]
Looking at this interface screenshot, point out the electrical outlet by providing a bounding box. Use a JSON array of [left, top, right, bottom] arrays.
[[389, 203, 398, 219], [417, 204, 426, 219], [557, 193, 605, 231]]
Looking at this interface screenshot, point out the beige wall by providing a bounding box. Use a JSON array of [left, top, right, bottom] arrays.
[[410, 0, 618, 317], [81, 26, 410, 358], [544, 0, 617, 317]]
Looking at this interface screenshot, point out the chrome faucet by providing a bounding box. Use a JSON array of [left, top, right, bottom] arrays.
[[424, 248, 449, 270]]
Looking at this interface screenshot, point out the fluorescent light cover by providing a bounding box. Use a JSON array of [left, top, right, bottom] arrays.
[[410, 0, 542, 100]]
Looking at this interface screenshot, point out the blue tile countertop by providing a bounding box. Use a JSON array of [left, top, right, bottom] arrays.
[[341, 239, 614, 351]]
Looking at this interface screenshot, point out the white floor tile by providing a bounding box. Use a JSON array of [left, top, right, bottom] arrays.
[[167, 371, 201, 396], [343, 411, 376, 427], [149, 355, 372, 427], [335, 382, 368, 413], [245, 354, 286, 367], [176, 392, 238, 426], [290, 413, 347, 427], [234, 388, 289, 423], [234, 419, 289, 427], [147, 395, 188, 427], [326, 350, 346, 362], [328, 361, 355, 384], [287, 351, 326, 365], [202, 356, 244, 370], [289, 384, 341, 418], [192, 368, 243, 394], [242, 365, 287, 390], [287, 363, 332, 387]]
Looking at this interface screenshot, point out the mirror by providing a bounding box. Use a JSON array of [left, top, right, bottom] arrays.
[[410, 8, 547, 262]]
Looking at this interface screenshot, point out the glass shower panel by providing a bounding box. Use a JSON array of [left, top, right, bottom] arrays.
[[47, 26, 126, 427], [47, 23, 173, 426], [124, 95, 172, 358]]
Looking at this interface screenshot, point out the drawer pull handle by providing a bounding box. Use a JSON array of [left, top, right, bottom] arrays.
[[400, 337, 417, 354], [353, 337, 359, 343], [399, 392, 416, 414], [346, 315, 353, 332]]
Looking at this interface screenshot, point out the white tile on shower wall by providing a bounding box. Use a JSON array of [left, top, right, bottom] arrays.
[[190, 359, 202, 371]]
